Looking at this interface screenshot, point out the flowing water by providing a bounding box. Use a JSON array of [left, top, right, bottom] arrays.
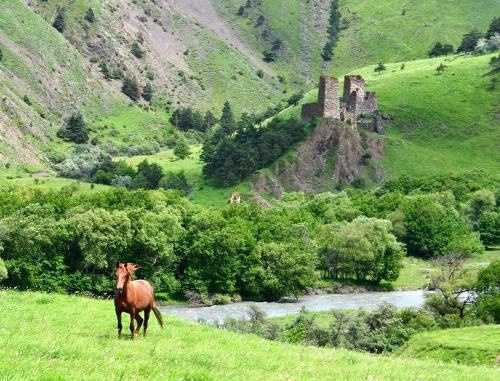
[[160, 290, 425, 324]]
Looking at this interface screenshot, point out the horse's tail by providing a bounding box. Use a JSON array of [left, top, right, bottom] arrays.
[[152, 305, 164, 329]]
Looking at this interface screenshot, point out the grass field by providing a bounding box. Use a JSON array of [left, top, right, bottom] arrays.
[[0, 291, 498, 380], [397, 325, 500, 367], [117, 145, 251, 208]]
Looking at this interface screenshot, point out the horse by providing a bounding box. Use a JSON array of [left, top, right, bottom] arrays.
[[114, 262, 164, 339]]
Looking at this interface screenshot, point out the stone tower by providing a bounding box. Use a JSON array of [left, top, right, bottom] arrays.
[[301, 76, 340, 120], [318, 76, 340, 119], [344, 75, 377, 115]]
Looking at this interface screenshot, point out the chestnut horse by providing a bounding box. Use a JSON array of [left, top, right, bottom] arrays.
[[114, 262, 163, 339]]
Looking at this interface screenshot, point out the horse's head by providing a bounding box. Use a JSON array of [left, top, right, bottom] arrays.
[[115, 262, 139, 295]]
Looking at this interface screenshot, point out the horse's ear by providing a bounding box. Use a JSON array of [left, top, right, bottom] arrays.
[[115, 261, 120, 269], [124, 262, 128, 268]]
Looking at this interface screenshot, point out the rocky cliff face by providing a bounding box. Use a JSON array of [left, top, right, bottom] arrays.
[[253, 119, 384, 197]]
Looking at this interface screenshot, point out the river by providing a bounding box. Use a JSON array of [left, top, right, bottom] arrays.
[[160, 290, 425, 324]]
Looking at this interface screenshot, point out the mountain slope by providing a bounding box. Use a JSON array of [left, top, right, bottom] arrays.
[[254, 53, 499, 195], [215, 0, 498, 81]]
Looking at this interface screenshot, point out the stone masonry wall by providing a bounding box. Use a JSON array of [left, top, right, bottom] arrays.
[[318, 76, 340, 119]]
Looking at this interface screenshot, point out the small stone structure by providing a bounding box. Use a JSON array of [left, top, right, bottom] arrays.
[[228, 192, 241, 204], [302, 75, 383, 134]]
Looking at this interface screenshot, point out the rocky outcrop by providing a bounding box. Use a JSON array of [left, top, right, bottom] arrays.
[[252, 119, 385, 197]]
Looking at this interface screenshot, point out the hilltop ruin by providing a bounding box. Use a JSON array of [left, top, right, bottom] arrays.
[[301, 75, 384, 134]]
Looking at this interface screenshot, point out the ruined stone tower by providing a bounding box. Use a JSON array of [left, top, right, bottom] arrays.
[[344, 75, 377, 116], [301, 76, 340, 120]]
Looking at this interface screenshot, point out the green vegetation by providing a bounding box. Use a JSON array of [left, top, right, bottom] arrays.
[[397, 325, 500, 367], [0, 291, 498, 380]]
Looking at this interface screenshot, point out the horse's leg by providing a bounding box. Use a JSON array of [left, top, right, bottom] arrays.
[[143, 307, 151, 337], [116, 309, 122, 338], [135, 313, 143, 335], [129, 310, 136, 339]]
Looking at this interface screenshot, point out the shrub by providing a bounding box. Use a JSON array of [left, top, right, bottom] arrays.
[[131, 42, 144, 58]]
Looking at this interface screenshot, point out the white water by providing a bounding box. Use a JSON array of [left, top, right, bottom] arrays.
[[160, 290, 425, 324]]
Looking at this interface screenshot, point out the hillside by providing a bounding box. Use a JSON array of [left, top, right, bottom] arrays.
[[1, 0, 497, 167], [214, 0, 497, 82], [254, 53, 499, 195], [0, 291, 498, 380], [397, 325, 500, 367]]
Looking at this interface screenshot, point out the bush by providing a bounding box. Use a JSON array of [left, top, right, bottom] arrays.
[[131, 42, 144, 58], [174, 138, 190, 159]]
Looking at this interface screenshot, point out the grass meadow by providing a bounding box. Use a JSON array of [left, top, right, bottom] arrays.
[[0, 291, 498, 380]]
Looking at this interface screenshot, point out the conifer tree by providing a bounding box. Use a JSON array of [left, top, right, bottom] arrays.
[[53, 8, 66, 33], [220, 101, 236, 135]]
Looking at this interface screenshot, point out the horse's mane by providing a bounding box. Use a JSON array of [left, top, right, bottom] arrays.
[[122, 263, 140, 280]]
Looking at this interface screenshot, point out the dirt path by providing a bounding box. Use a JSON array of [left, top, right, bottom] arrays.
[[167, 0, 275, 77]]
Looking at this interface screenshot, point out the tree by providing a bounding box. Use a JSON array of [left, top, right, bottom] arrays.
[[429, 42, 443, 57], [457, 29, 483, 53], [435, 63, 447, 75], [374, 62, 386, 74], [159, 170, 192, 195], [121, 77, 140, 101], [474, 260, 500, 323], [393, 195, 483, 258], [53, 8, 66, 33], [85, 8, 95, 23], [131, 42, 144, 59], [220, 101, 236, 135], [58, 112, 89, 144], [142, 83, 154, 102], [0, 257, 7, 282], [325, 0, 341, 50], [424, 254, 477, 319], [441, 44, 454, 55], [174, 138, 191, 159], [485, 16, 500, 39], [478, 211, 500, 247], [204, 110, 217, 130], [134, 160, 164, 189], [319, 217, 405, 283], [321, 41, 334, 61]]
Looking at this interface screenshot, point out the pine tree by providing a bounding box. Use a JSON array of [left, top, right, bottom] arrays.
[[58, 112, 89, 144], [142, 83, 153, 102], [428, 42, 443, 57], [85, 8, 95, 23], [321, 41, 334, 61], [53, 8, 66, 33], [220, 101, 236, 135], [457, 29, 483, 53], [485, 17, 500, 39], [121, 77, 140, 101], [204, 110, 217, 130]]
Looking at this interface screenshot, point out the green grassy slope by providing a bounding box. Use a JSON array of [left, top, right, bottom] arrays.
[[117, 145, 251, 208], [0, 291, 498, 380], [274, 53, 499, 179], [215, 0, 498, 83], [397, 325, 500, 367]]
